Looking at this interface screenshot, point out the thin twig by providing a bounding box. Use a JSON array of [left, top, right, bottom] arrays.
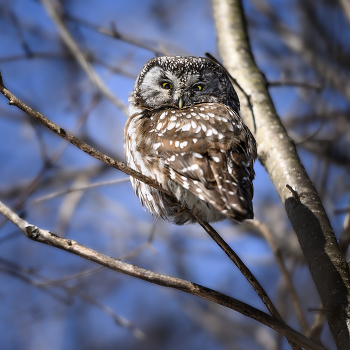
[[309, 302, 327, 345], [339, 201, 350, 259], [66, 14, 180, 57], [268, 80, 322, 91], [248, 219, 309, 336], [0, 199, 326, 350], [295, 121, 324, 145], [0, 72, 168, 196], [192, 213, 283, 320], [0, 257, 144, 339], [32, 177, 130, 204], [40, 0, 128, 115], [0, 89, 100, 230]]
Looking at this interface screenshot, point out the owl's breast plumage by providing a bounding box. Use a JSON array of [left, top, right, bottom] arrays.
[[124, 101, 256, 224]]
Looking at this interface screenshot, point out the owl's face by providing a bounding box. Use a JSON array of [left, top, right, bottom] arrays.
[[130, 56, 239, 112]]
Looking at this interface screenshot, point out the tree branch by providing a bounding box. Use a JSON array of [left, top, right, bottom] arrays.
[[0, 71, 287, 337], [0, 199, 326, 350], [40, 0, 128, 115], [211, 1, 350, 349]]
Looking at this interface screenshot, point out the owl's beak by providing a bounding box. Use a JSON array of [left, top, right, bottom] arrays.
[[178, 97, 183, 109]]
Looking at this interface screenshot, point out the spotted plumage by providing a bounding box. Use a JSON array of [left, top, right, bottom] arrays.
[[124, 56, 257, 225]]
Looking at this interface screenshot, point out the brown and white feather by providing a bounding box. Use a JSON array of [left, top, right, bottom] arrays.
[[124, 56, 257, 225]]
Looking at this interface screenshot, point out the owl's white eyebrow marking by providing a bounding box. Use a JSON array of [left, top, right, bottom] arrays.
[[167, 122, 176, 130], [180, 141, 188, 148], [175, 141, 180, 147]]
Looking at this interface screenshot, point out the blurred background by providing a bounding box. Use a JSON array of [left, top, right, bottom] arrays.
[[0, 0, 349, 349]]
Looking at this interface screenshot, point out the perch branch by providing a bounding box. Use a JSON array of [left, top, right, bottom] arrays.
[[0, 199, 326, 350]]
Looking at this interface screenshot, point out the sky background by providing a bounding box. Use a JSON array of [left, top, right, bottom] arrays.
[[0, 0, 349, 349]]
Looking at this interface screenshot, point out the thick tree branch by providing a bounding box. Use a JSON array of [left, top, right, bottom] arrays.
[[211, 1, 350, 349], [0, 199, 326, 350]]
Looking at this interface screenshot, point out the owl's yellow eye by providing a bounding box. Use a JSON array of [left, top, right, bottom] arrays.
[[162, 82, 172, 89], [192, 85, 202, 91]]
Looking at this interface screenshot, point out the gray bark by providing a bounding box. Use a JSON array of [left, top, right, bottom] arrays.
[[211, 0, 350, 349]]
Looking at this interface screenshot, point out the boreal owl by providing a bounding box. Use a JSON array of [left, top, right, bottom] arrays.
[[124, 56, 257, 225]]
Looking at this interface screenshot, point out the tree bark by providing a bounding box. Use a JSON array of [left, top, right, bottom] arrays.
[[211, 0, 350, 349]]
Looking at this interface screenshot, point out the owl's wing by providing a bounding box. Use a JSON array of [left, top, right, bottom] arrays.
[[151, 102, 256, 222]]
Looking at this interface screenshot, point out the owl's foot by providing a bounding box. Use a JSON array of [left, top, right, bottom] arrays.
[[176, 206, 187, 216]]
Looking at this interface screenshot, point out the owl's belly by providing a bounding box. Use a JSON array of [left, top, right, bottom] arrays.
[[130, 175, 225, 225]]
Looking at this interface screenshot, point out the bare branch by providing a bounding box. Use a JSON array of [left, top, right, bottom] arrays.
[[0, 199, 327, 350], [248, 219, 309, 335], [339, 201, 350, 259], [32, 177, 130, 204], [66, 14, 173, 57], [268, 80, 322, 91], [193, 213, 283, 322], [40, 0, 128, 115], [0, 257, 144, 339], [0, 73, 166, 196]]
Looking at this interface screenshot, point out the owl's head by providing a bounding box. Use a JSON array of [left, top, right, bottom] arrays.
[[129, 56, 239, 114]]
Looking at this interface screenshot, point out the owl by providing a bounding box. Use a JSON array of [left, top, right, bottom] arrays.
[[124, 56, 257, 225]]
